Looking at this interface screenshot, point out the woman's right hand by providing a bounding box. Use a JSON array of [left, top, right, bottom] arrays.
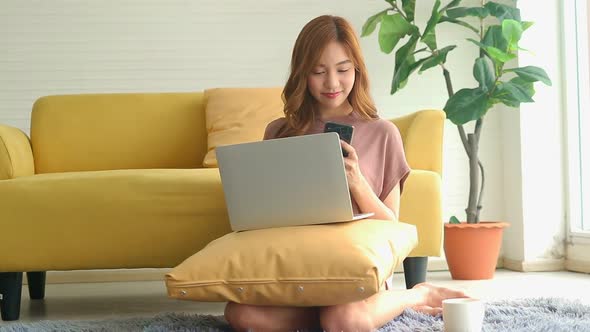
[[411, 283, 470, 316]]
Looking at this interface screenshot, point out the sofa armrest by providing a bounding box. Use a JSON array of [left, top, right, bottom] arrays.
[[391, 110, 445, 175], [399, 170, 443, 257], [0, 124, 35, 180]]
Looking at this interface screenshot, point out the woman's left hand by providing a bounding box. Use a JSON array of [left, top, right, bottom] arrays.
[[340, 140, 365, 192]]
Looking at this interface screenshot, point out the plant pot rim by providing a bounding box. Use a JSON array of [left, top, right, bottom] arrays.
[[444, 221, 510, 229]]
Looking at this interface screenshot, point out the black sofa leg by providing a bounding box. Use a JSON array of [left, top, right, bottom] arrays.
[[403, 257, 428, 289], [27, 272, 46, 300], [0, 272, 23, 321]]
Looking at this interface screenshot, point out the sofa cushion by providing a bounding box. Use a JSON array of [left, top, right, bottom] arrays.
[[31, 92, 208, 173], [202, 88, 284, 167], [165, 219, 417, 306], [0, 168, 232, 271]]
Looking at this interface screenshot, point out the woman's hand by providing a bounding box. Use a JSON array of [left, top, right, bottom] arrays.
[[340, 140, 365, 192], [411, 283, 470, 316], [340, 140, 398, 221]]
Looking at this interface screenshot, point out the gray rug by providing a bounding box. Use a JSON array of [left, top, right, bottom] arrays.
[[1, 298, 589, 332]]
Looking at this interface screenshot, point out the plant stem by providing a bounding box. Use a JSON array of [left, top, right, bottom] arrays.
[[477, 160, 485, 222], [479, 0, 487, 58], [442, 67, 471, 158], [466, 134, 479, 223], [467, 0, 486, 222], [474, 118, 485, 222], [474, 118, 483, 152], [442, 67, 454, 97], [441, 52, 485, 223], [457, 127, 471, 158], [391, 2, 408, 21]]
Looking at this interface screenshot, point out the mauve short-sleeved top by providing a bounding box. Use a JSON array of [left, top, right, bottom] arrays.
[[263, 112, 411, 214]]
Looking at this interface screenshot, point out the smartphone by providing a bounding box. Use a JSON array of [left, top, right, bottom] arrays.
[[324, 122, 354, 157]]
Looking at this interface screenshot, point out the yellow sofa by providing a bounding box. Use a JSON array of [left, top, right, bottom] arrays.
[[0, 91, 444, 321]]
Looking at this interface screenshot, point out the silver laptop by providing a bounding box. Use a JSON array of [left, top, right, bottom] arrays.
[[216, 132, 374, 231]]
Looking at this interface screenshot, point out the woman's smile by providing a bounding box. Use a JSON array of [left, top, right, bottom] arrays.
[[322, 92, 341, 99]]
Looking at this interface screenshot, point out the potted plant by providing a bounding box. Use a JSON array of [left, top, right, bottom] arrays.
[[362, 0, 551, 279]]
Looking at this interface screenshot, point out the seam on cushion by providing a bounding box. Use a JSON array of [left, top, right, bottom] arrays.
[[167, 279, 366, 287], [174, 277, 366, 282], [0, 131, 14, 178]]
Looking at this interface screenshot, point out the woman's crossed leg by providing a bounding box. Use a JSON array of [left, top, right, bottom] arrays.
[[224, 283, 468, 332]]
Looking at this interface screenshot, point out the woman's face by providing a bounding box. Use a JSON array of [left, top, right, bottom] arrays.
[[307, 41, 356, 113]]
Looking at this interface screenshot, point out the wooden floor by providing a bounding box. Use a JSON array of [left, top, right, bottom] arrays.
[[1, 269, 589, 325]]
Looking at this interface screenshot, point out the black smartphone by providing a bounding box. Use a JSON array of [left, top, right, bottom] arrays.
[[324, 122, 354, 157]]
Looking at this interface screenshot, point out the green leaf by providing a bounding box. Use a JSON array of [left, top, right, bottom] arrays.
[[391, 56, 429, 94], [482, 25, 508, 52], [521, 21, 534, 31], [444, 87, 490, 125], [484, 2, 521, 22], [502, 19, 523, 52], [421, 0, 442, 50], [378, 13, 413, 54], [362, 9, 389, 37], [517, 46, 530, 52], [510, 77, 535, 97], [440, 0, 462, 12], [395, 33, 420, 69], [486, 46, 516, 63], [413, 47, 429, 55], [446, 7, 490, 19], [494, 81, 535, 106], [473, 57, 496, 92], [439, 16, 479, 33], [492, 77, 535, 107], [418, 55, 437, 73], [493, 96, 519, 108], [419, 45, 457, 73], [402, 0, 416, 22], [468, 38, 515, 63], [505, 66, 552, 86], [449, 215, 461, 224], [391, 60, 412, 94], [467, 38, 487, 49]]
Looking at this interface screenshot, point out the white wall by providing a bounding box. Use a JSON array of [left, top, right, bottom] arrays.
[[0, 1, 505, 253]]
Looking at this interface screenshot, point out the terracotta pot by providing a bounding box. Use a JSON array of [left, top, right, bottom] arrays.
[[444, 222, 509, 280]]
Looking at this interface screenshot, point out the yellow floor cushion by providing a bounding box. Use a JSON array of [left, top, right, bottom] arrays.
[[165, 219, 417, 306]]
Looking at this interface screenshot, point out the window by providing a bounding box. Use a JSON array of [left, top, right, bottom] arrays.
[[563, 0, 590, 235]]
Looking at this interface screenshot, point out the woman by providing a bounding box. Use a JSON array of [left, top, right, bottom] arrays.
[[224, 15, 468, 332]]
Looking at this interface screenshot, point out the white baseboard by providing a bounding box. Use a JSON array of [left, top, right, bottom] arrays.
[[40, 262, 450, 284], [394, 256, 504, 273], [34, 256, 572, 285], [38, 257, 475, 284], [392, 256, 448, 273], [565, 259, 590, 273], [41, 262, 451, 285], [502, 257, 565, 272]]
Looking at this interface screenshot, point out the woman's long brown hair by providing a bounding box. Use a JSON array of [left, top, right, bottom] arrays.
[[276, 15, 378, 138]]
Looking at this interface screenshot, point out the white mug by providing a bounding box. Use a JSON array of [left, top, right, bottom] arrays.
[[442, 298, 485, 332]]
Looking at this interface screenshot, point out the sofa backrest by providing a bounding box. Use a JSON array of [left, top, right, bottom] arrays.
[[31, 92, 207, 173], [391, 109, 444, 176]]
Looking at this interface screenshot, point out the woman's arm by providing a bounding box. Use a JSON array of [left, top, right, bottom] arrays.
[[341, 141, 400, 222], [349, 178, 400, 222]]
